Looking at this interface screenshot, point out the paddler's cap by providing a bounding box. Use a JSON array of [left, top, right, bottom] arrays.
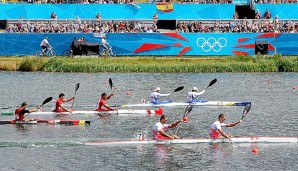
[[154, 87, 161, 91], [192, 87, 198, 91]]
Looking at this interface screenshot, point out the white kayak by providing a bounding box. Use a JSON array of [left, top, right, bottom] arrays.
[[85, 136, 298, 146], [29, 108, 163, 116], [120, 101, 251, 107]]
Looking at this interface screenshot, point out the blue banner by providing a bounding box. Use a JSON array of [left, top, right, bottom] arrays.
[[0, 33, 297, 56]]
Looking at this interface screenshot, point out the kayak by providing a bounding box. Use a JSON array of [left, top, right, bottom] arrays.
[[0, 119, 91, 125], [85, 136, 298, 146], [120, 101, 251, 107], [28, 108, 163, 116]]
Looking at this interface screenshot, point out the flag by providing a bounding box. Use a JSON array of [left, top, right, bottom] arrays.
[[156, 2, 174, 13]]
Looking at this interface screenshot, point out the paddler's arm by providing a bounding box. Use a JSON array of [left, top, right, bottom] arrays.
[[157, 93, 171, 97], [218, 129, 232, 141], [63, 97, 75, 102], [103, 104, 114, 111], [226, 120, 242, 127], [194, 89, 206, 96], [168, 119, 183, 128], [61, 97, 75, 103], [59, 105, 72, 112], [107, 94, 114, 100], [159, 130, 175, 140], [29, 107, 39, 113]]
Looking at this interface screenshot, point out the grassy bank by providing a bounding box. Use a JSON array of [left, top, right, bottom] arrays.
[[0, 55, 298, 72]]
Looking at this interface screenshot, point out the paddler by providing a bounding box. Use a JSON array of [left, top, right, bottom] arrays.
[[210, 114, 242, 140], [15, 102, 40, 122], [52, 93, 75, 113], [152, 115, 184, 140], [95, 93, 115, 111], [186, 87, 206, 103], [150, 87, 171, 104]]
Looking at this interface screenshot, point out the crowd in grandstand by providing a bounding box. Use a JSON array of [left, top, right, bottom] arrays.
[[176, 19, 298, 33], [5, 19, 158, 33], [3, 1, 298, 33]]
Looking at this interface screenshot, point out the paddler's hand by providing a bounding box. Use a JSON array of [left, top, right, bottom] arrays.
[[169, 136, 175, 140], [182, 117, 188, 122], [228, 135, 233, 142]]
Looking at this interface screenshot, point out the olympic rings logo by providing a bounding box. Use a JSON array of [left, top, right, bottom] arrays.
[[196, 37, 228, 52]]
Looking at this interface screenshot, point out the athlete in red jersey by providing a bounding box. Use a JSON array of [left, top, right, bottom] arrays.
[[95, 93, 114, 111], [53, 93, 75, 112], [210, 114, 242, 140], [15, 102, 39, 121], [152, 115, 183, 140]]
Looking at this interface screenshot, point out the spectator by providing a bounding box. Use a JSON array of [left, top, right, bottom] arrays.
[[255, 10, 261, 19], [75, 16, 81, 25], [233, 12, 239, 19], [96, 12, 102, 21], [153, 12, 158, 24], [51, 12, 57, 20], [264, 9, 271, 19]]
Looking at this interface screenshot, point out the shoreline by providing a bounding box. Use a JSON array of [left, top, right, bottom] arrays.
[[0, 55, 297, 72]]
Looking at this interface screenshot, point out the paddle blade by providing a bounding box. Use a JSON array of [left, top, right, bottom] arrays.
[[173, 86, 184, 93], [206, 79, 217, 89], [242, 105, 251, 119], [183, 105, 193, 117], [109, 78, 113, 90], [75, 83, 80, 92], [41, 97, 53, 106]]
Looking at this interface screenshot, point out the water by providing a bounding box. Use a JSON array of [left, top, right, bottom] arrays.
[[0, 71, 297, 170]]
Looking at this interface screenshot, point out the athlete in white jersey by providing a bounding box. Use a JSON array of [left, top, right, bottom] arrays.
[[210, 114, 242, 140], [152, 115, 183, 140], [186, 87, 205, 103], [150, 87, 171, 104]]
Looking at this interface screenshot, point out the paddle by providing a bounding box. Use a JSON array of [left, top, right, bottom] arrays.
[[71, 83, 80, 110], [205, 78, 217, 90], [1, 107, 12, 110], [193, 79, 217, 101], [241, 104, 251, 120], [175, 105, 193, 134], [109, 78, 117, 108], [25, 97, 53, 118], [170, 86, 184, 94], [109, 78, 113, 92]]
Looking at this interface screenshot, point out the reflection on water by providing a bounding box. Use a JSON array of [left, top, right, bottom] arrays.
[[154, 144, 170, 166]]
